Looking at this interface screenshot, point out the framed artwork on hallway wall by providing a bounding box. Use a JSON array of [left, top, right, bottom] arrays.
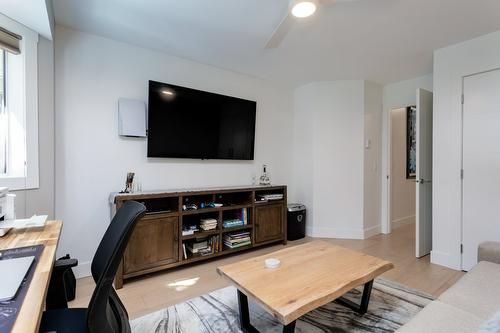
[[406, 106, 416, 179]]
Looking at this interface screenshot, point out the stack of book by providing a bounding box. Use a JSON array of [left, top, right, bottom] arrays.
[[223, 219, 244, 228], [200, 218, 217, 231], [255, 193, 284, 203], [223, 231, 251, 249], [186, 239, 210, 255], [183, 235, 220, 259]]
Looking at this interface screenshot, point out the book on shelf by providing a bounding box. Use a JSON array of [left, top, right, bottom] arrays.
[[223, 231, 251, 249], [200, 218, 218, 231], [236, 208, 248, 225], [223, 239, 251, 249], [184, 234, 221, 258], [223, 219, 244, 228], [222, 208, 248, 229], [256, 194, 283, 202]]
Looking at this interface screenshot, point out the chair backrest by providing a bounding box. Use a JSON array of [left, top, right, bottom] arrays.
[[87, 200, 146, 333]]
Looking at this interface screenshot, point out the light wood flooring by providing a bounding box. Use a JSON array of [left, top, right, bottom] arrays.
[[69, 222, 464, 319]]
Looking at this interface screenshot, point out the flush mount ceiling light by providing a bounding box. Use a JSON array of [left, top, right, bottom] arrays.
[[265, 0, 363, 49], [291, 0, 318, 18]]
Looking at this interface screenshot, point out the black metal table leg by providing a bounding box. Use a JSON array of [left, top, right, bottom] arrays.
[[237, 290, 296, 333], [238, 290, 259, 333], [282, 321, 296, 333], [335, 280, 374, 314]]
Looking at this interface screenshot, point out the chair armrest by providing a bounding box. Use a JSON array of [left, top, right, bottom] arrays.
[[478, 242, 500, 264], [53, 258, 78, 271]]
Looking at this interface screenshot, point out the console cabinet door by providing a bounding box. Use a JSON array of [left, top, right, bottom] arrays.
[[255, 204, 284, 244], [124, 216, 179, 274]]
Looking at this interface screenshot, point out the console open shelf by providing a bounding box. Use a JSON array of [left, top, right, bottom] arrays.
[[182, 229, 220, 240]]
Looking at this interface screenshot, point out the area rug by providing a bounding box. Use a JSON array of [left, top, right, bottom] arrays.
[[131, 279, 433, 333]]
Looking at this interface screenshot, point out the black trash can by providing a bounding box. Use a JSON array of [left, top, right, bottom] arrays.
[[287, 204, 306, 241]]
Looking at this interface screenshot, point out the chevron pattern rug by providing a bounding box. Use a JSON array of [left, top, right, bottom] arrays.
[[131, 279, 433, 333]]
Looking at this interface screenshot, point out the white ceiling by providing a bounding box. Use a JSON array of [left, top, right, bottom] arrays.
[[52, 0, 500, 87], [1, 0, 53, 40]]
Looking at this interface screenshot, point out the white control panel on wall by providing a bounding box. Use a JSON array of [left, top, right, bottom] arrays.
[[118, 98, 147, 138]]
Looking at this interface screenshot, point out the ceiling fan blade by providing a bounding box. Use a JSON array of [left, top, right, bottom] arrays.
[[321, 0, 361, 3], [265, 12, 295, 49]]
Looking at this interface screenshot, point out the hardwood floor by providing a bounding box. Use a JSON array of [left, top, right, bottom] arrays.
[[69, 222, 464, 319]]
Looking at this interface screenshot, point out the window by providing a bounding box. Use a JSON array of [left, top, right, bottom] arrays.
[[0, 14, 39, 190], [0, 49, 6, 174]]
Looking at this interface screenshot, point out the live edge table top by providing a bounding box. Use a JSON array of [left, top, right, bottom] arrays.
[[217, 240, 394, 325]]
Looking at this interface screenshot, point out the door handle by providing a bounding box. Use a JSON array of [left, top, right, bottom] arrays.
[[413, 179, 432, 184]]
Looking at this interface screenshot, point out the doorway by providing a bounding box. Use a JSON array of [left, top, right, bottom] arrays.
[[389, 107, 416, 235], [387, 89, 433, 258]]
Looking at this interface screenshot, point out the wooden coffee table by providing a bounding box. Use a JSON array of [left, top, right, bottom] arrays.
[[217, 240, 394, 333]]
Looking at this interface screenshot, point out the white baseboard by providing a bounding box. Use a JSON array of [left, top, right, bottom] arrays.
[[307, 226, 379, 240], [73, 261, 92, 279], [392, 215, 415, 229], [430, 250, 462, 271], [363, 225, 381, 239]]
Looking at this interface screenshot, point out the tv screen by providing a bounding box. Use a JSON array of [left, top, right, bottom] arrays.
[[147, 80, 256, 160]]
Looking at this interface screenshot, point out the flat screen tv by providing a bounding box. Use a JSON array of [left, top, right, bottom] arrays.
[[147, 80, 256, 160]]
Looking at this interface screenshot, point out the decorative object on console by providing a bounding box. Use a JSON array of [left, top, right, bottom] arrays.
[[199, 202, 223, 209], [259, 164, 271, 185], [120, 172, 135, 193], [182, 225, 199, 236], [182, 203, 198, 211]]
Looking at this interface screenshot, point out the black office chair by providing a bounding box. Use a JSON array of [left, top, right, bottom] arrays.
[[39, 201, 146, 333]]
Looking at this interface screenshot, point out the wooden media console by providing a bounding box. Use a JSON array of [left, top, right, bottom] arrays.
[[111, 185, 287, 288]]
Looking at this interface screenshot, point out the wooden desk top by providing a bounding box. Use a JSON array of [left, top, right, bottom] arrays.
[[217, 240, 394, 325], [0, 221, 63, 333]]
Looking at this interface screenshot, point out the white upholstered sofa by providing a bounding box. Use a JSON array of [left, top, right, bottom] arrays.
[[397, 242, 500, 333]]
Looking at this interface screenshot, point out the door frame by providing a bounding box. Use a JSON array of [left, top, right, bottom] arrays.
[[460, 67, 500, 270], [384, 105, 416, 235]]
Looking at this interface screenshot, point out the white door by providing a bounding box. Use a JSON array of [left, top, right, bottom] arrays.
[[416, 89, 433, 258], [462, 69, 500, 270]]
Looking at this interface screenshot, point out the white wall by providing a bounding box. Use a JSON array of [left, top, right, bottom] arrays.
[[432, 30, 500, 270], [381, 74, 433, 233], [363, 81, 383, 237], [291, 85, 315, 227], [13, 36, 55, 219], [313, 81, 365, 238], [54, 26, 295, 277], [390, 108, 416, 225], [294, 80, 382, 239]]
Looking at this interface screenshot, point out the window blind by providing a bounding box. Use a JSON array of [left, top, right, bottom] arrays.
[[0, 27, 21, 55]]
